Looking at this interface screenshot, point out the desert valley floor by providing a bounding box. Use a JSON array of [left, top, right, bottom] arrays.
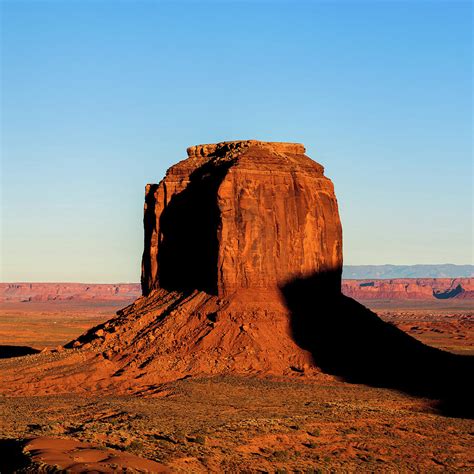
[[0, 296, 472, 472]]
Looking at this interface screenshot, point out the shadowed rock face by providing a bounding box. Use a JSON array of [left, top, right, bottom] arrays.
[[141, 140, 343, 297]]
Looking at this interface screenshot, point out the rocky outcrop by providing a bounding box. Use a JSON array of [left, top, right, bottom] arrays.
[[342, 278, 474, 300], [46, 140, 344, 387], [141, 140, 342, 298]]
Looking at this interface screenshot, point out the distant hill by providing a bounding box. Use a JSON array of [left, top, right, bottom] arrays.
[[342, 264, 473, 279]]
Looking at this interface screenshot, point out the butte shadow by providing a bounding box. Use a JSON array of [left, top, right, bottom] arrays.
[[0, 345, 40, 359], [281, 271, 474, 418]]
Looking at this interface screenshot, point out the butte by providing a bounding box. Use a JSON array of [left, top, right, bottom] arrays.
[[68, 140, 343, 384]]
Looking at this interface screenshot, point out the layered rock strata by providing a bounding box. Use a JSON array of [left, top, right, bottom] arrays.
[[141, 140, 342, 298], [41, 140, 344, 389], [0, 283, 140, 302], [343, 278, 474, 300]]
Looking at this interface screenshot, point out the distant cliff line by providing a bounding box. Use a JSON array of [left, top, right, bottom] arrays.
[[343, 264, 473, 279], [1, 276, 473, 302]]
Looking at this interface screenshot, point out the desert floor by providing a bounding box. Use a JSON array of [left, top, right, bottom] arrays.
[[0, 299, 472, 472]]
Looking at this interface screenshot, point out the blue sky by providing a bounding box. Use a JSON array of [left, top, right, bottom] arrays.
[[1, 0, 472, 282]]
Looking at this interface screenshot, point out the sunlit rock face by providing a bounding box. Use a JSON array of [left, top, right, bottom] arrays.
[[141, 140, 343, 297]]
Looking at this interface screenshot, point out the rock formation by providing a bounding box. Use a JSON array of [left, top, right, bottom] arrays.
[[141, 140, 342, 298], [342, 278, 474, 300], [0, 283, 140, 303], [7, 140, 343, 392], [60, 140, 342, 384]]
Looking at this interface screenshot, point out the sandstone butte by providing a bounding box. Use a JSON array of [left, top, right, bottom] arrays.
[[84, 140, 343, 382], [1, 140, 471, 401], [141, 140, 342, 297], [0, 140, 342, 394]]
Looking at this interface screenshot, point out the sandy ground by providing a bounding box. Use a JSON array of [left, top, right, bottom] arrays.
[[368, 300, 473, 356], [0, 301, 133, 350], [0, 299, 472, 472]]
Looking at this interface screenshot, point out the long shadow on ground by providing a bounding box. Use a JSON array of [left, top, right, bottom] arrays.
[[0, 345, 40, 359], [0, 439, 31, 472], [281, 272, 474, 418]]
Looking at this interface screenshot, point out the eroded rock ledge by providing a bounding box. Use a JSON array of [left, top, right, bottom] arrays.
[[186, 140, 306, 159]]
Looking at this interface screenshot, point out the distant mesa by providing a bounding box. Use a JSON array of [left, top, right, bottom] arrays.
[[0, 283, 140, 303], [343, 278, 474, 300]]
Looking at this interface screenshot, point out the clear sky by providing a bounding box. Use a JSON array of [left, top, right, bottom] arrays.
[[1, 0, 472, 282]]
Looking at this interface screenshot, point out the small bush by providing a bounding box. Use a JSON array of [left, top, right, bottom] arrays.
[[126, 440, 143, 452]]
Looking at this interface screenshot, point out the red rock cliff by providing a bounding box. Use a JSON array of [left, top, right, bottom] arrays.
[[342, 278, 474, 300], [21, 140, 344, 388], [141, 140, 343, 297]]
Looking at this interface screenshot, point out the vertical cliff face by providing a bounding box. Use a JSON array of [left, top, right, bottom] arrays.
[[141, 140, 343, 298]]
